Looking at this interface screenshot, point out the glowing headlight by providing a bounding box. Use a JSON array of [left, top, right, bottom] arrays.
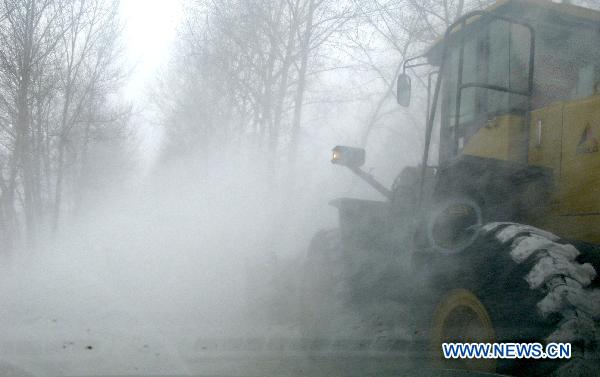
[[331, 146, 365, 168]]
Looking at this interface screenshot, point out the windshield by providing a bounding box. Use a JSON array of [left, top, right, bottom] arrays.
[[438, 14, 600, 163], [439, 19, 532, 162], [534, 21, 600, 106]]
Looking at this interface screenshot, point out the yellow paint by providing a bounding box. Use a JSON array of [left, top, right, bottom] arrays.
[[424, 0, 600, 244], [558, 95, 600, 216], [463, 114, 526, 162], [431, 289, 496, 372], [532, 213, 600, 245], [525, 95, 600, 244], [461, 97, 600, 244], [528, 103, 564, 175]]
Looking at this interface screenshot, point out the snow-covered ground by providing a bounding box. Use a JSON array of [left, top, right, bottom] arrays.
[[0, 155, 416, 376], [0, 244, 417, 376], [0, 249, 196, 376], [0, 160, 327, 376]]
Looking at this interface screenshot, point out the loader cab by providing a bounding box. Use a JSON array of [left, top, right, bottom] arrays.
[[435, 17, 532, 164], [425, 0, 600, 167], [412, 0, 600, 244]]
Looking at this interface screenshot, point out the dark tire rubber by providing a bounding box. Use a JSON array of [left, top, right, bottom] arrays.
[[425, 222, 600, 376], [300, 228, 349, 341]]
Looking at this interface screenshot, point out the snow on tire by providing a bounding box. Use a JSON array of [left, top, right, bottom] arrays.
[[483, 222, 600, 375]]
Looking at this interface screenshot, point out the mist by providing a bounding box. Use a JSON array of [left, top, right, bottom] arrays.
[[1, 0, 600, 376]]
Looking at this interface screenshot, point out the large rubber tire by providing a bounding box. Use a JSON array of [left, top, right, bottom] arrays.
[[300, 228, 350, 341], [426, 222, 600, 376], [301, 228, 423, 354]]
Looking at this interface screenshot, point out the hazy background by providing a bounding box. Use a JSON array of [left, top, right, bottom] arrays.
[[0, 0, 598, 375]]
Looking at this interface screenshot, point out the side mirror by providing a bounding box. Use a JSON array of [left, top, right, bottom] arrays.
[[397, 73, 411, 107], [331, 146, 365, 168]]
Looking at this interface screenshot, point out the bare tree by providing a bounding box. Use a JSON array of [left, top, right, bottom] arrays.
[[0, 0, 132, 252], [52, 0, 126, 232], [160, 0, 352, 181], [344, 0, 494, 147], [0, 0, 64, 248]]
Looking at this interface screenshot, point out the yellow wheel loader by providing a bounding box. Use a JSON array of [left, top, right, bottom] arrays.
[[303, 1, 600, 376]]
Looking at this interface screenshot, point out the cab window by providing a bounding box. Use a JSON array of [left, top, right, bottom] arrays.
[[534, 23, 600, 107], [440, 19, 531, 161]]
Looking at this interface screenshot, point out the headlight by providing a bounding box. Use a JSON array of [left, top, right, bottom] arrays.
[[331, 146, 365, 168]]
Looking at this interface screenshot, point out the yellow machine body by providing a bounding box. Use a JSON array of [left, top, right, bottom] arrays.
[[463, 115, 527, 163], [461, 95, 600, 244], [437, 0, 600, 245], [529, 96, 600, 243]]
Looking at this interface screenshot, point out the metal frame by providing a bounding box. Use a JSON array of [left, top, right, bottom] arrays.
[[402, 57, 439, 156], [417, 10, 536, 205]]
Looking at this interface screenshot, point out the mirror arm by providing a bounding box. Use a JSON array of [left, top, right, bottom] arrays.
[[403, 55, 428, 73], [348, 166, 393, 200]]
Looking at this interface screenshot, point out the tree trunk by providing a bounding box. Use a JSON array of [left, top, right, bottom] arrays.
[[288, 0, 316, 169], [17, 3, 36, 247], [52, 138, 65, 235], [270, 1, 298, 156]]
